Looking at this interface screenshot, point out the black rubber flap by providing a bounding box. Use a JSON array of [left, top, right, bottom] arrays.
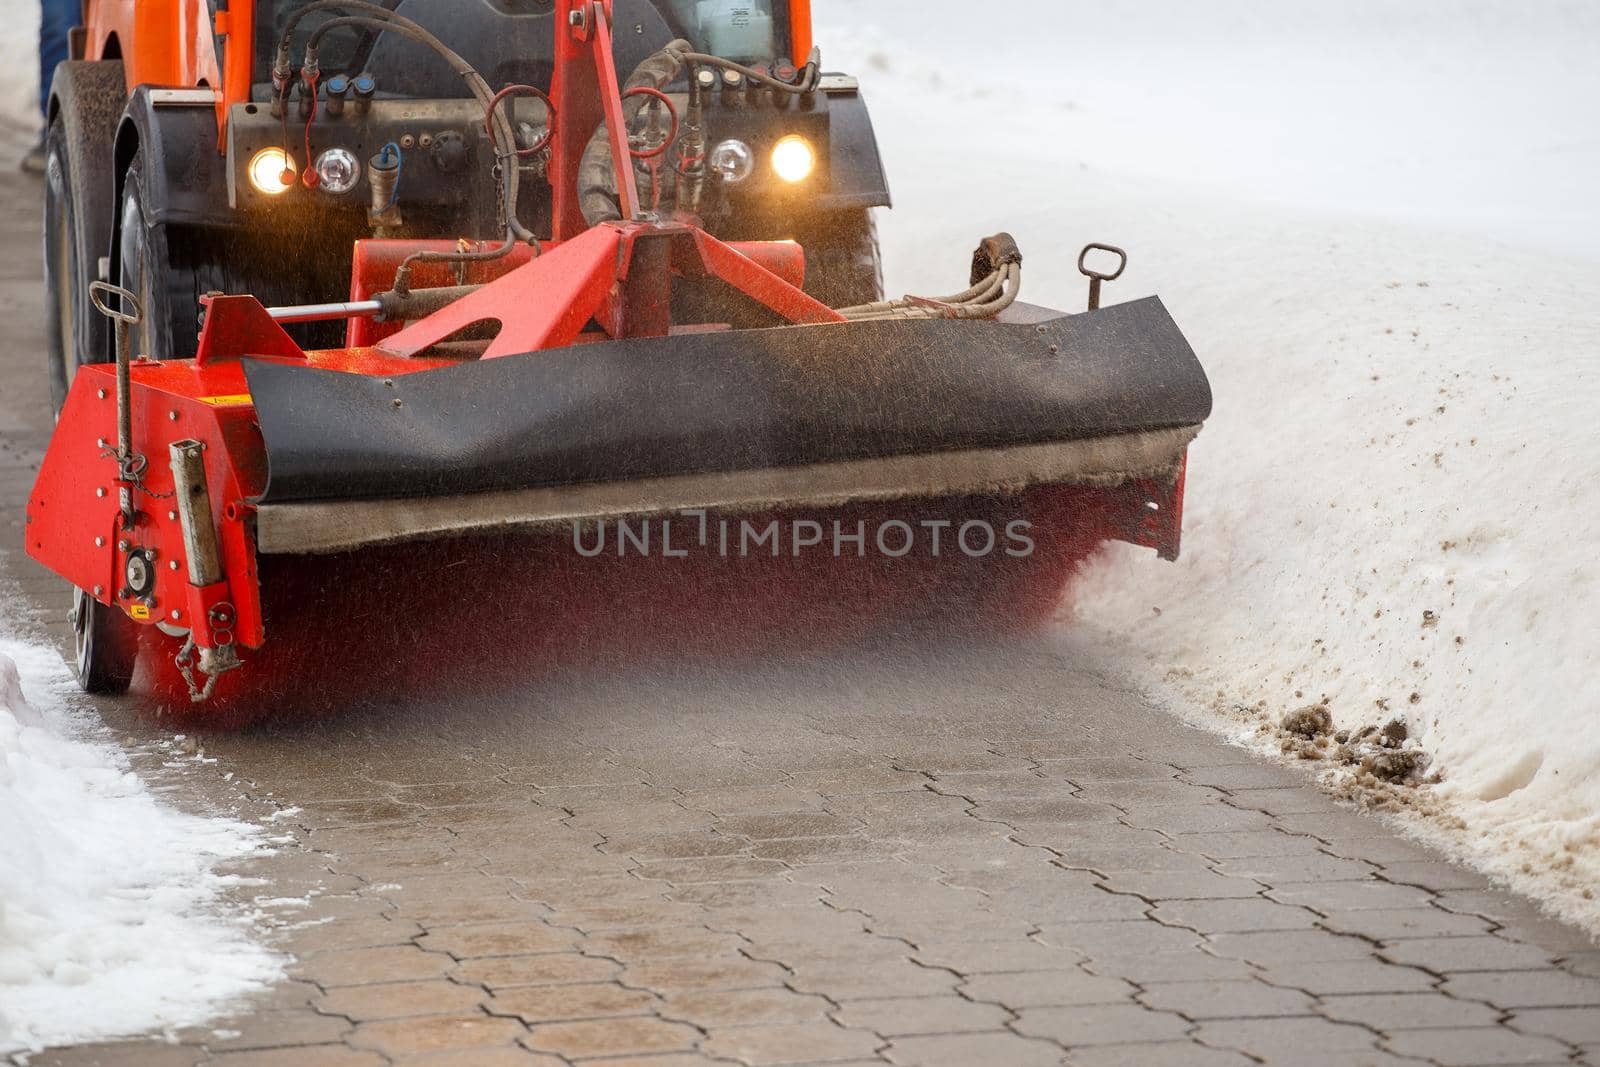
[[245, 296, 1212, 504]]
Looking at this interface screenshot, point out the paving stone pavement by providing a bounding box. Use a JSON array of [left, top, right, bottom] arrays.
[[3, 169, 1599, 1067]]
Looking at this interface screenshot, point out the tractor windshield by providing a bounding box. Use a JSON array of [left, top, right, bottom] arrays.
[[252, 1, 790, 102]]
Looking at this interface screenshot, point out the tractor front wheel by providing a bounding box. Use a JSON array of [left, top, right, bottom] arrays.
[[72, 587, 138, 695], [797, 209, 885, 310], [43, 61, 127, 414]]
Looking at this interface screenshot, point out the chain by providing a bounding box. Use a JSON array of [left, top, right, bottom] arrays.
[[174, 635, 221, 704]]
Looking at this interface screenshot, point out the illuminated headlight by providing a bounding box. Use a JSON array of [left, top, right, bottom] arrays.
[[247, 147, 296, 196], [770, 135, 816, 184], [314, 147, 360, 195], [710, 139, 754, 184]]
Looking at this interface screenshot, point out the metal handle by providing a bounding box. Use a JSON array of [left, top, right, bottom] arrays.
[[1077, 243, 1128, 311], [88, 281, 143, 326], [88, 281, 145, 523]]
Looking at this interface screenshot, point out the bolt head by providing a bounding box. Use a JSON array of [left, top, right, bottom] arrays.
[[170, 609, 181, 620], [92, 585, 102, 597], [168, 410, 179, 421], [168, 510, 178, 521], [117, 539, 130, 552], [96, 487, 106, 498], [97, 388, 106, 399], [170, 560, 180, 571], [94, 536, 105, 547]]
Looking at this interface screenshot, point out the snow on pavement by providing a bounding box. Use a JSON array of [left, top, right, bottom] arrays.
[[820, 4, 1600, 931], [0, 630, 281, 1053]]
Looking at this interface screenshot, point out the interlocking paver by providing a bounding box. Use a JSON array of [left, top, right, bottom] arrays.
[[1384, 1026, 1576, 1065], [449, 952, 622, 989], [958, 969, 1136, 1009], [1084, 951, 1258, 984], [700, 1021, 883, 1064], [1061, 1042, 1256, 1067], [1014, 1002, 1190, 1045], [832, 995, 1011, 1036], [1138, 979, 1317, 1020], [1506, 1006, 1600, 1043], [391, 1050, 564, 1066], [1207, 929, 1377, 964], [1442, 970, 1600, 1009], [292, 946, 453, 987], [200, 1011, 351, 1052], [1320, 907, 1494, 941], [1259, 960, 1439, 995], [349, 1014, 528, 1057], [661, 987, 832, 1026], [1194, 1016, 1380, 1057], [206, 1049, 385, 1067], [620, 955, 791, 993], [1152, 898, 1321, 933], [1216, 852, 1379, 883], [1378, 934, 1555, 972], [1034, 921, 1202, 957], [316, 981, 488, 1022], [521, 1016, 701, 1058], [910, 938, 1084, 975], [486, 981, 659, 1022], [415, 922, 579, 959], [1267, 880, 1438, 912], [1317, 992, 1501, 1029], [882, 1031, 1063, 1066]]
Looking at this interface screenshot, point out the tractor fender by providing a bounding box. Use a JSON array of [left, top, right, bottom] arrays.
[[111, 87, 232, 232], [817, 80, 892, 212]]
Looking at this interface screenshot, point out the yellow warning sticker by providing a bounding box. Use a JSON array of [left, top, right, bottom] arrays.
[[128, 604, 151, 620], [198, 394, 254, 407]]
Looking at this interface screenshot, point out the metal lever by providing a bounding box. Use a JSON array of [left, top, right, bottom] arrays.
[[88, 281, 143, 524], [1077, 243, 1128, 311]]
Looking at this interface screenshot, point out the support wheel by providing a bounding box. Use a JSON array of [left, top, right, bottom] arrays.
[[72, 587, 138, 695]]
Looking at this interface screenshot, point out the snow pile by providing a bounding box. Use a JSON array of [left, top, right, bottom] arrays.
[[1072, 226, 1600, 928], [819, 4, 1600, 929], [0, 639, 281, 1054]]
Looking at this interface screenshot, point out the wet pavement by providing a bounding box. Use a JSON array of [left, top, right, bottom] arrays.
[[2, 168, 1599, 1067]]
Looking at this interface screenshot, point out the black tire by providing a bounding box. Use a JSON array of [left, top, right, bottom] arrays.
[[118, 153, 198, 360], [797, 209, 884, 310], [72, 586, 138, 695], [117, 154, 353, 360], [44, 61, 127, 414]]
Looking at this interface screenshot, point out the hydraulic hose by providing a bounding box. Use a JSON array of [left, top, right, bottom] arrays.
[[579, 41, 692, 226], [297, 11, 537, 286]]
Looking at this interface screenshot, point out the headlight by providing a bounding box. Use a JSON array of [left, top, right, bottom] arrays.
[[247, 147, 296, 196], [710, 139, 754, 184], [771, 135, 815, 184], [314, 147, 360, 195]]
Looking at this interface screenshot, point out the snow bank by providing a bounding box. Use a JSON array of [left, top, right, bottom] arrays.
[[0, 637, 281, 1053], [819, 5, 1600, 929], [1073, 223, 1600, 931]]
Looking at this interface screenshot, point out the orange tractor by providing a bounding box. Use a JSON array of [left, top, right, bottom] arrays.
[[32, 0, 1211, 707]]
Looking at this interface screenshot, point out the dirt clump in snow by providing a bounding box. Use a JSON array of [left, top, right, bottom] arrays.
[[1281, 703, 1333, 738]]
